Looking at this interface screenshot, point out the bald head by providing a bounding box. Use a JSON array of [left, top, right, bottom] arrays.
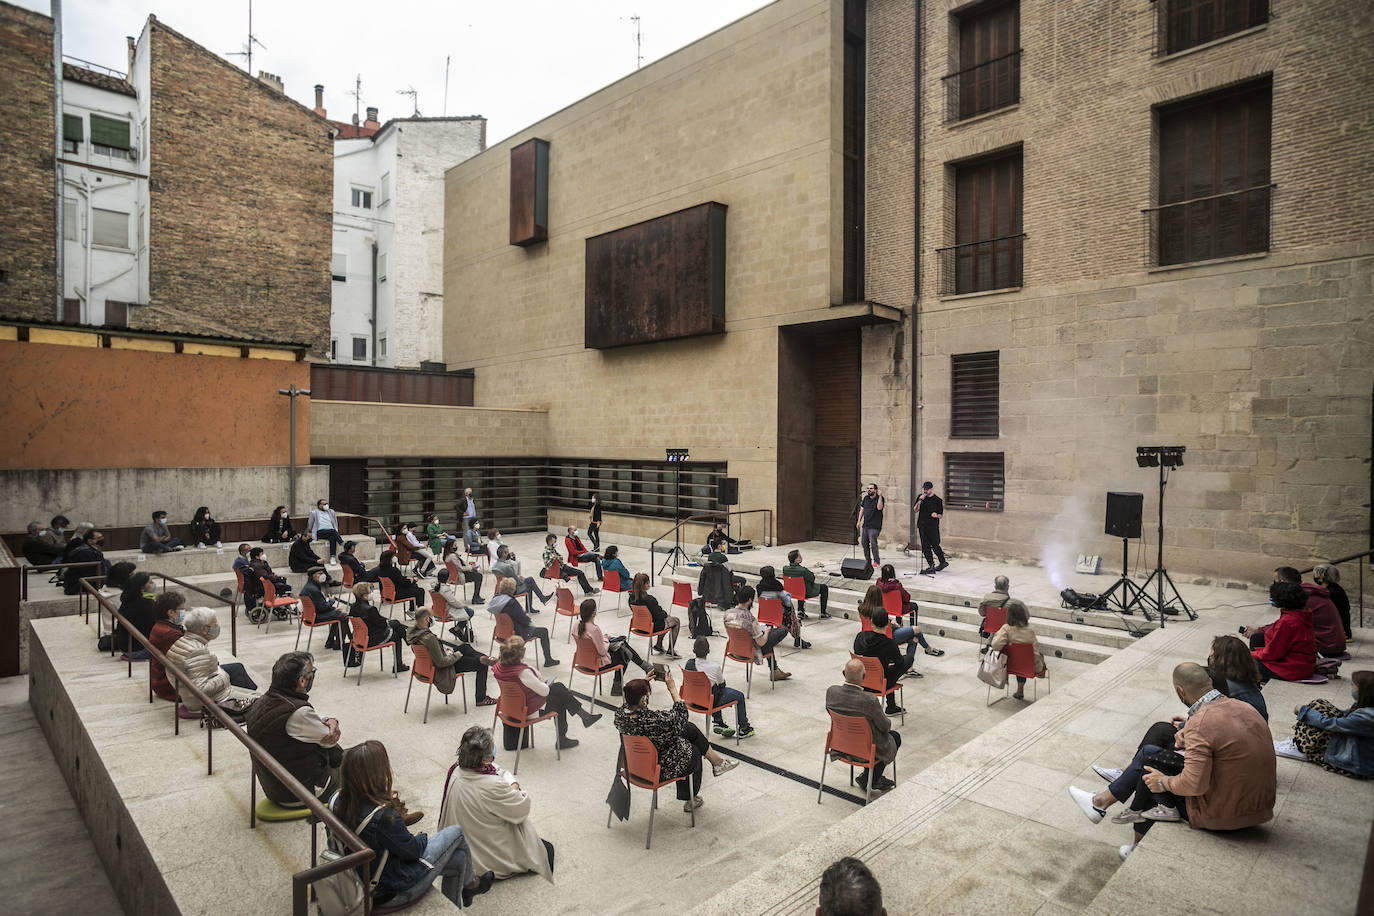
[[842, 658, 865, 685], [1172, 662, 1213, 703]]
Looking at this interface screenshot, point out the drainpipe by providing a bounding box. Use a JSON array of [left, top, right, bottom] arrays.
[[908, 0, 923, 551], [370, 241, 378, 367], [53, 0, 65, 322], [82, 174, 93, 320]]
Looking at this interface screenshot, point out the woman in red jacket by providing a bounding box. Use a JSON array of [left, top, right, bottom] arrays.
[[149, 591, 187, 702], [1246, 581, 1316, 683]]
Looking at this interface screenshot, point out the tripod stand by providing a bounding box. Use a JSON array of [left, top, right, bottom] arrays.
[[1137, 463, 1195, 623], [657, 460, 690, 576], [1098, 536, 1154, 617]]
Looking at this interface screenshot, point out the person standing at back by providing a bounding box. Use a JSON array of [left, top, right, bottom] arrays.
[[856, 484, 884, 569], [462, 488, 477, 522], [913, 482, 947, 574], [587, 493, 603, 550]]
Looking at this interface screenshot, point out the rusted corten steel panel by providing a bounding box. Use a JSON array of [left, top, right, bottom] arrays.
[[509, 138, 549, 246], [584, 202, 727, 350]]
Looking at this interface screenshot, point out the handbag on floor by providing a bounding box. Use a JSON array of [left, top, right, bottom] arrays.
[[978, 648, 1008, 688]]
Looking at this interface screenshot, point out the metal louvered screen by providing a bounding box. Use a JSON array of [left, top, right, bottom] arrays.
[[951, 351, 999, 437], [945, 452, 1005, 511]]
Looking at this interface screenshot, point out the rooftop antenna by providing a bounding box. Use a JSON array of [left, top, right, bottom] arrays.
[[443, 55, 450, 117], [224, 0, 266, 74], [348, 73, 362, 124], [397, 86, 419, 117], [629, 14, 643, 69]]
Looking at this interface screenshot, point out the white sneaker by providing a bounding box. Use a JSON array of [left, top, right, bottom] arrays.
[[1092, 765, 1123, 783], [712, 757, 739, 777], [1067, 786, 1105, 824], [1118, 843, 1136, 860], [1273, 738, 1305, 760], [1111, 809, 1145, 824], [196, 543, 207, 549], [215, 541, 222, 548], [1140, 805, 1180, 822], [329, 558, 338, 566]]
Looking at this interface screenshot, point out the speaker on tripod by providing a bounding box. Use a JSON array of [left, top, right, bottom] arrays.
[[1098, 492, 1150, 617], [1105, 492, 1143, 539]]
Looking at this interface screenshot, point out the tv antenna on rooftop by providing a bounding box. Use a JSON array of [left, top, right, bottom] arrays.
[[348, 73, 363, 124], [224, 0, 266, 75], [624, 14, 643, 69], [397, 86, 420, 117]]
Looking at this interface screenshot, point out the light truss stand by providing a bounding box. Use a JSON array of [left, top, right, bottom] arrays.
[[1098, 537, 1156, 619]]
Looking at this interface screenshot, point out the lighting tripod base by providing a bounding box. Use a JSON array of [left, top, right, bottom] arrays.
[[1139, 567, 1197, 621]]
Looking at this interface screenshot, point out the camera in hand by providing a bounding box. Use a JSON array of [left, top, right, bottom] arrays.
[[651, 663, 668, 680]]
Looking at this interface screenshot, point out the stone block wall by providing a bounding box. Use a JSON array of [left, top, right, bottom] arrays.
[[309, 401, 549, 459]]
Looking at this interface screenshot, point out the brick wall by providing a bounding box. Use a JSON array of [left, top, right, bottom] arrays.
[[0, 2, 56, 320], [143, 18, 333, 355]]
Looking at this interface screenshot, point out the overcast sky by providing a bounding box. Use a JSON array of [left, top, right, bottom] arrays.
[[21, 0, 772, 142]]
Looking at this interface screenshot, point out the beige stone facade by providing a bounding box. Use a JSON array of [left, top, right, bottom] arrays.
[[310, 401, 549, 459]]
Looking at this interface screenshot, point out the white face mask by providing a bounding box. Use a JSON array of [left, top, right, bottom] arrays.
[[320, 503, 329, 511], [205, 622, 221, 640], [474, 524, 481, 531]]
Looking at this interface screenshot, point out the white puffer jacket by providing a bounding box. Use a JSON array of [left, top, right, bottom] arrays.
[[165, 632, 229, 710]]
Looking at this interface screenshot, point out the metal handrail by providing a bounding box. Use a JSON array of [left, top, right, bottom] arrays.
[[1141, 182, 1277, 213], [20, 559, 105, 600], [940, 48, 1022, 81], [76, 575, 375, 916], [648, 509, 775, 575], [934, 232, 1027, 255], [80, 570, 240, 657], [1300, 549, 1371, 629]]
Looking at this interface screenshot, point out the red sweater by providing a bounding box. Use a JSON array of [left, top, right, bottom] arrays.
[[1302, 583, 1346, 657], [1252, 606, 1315, 681], [149, 620, 185, 701]]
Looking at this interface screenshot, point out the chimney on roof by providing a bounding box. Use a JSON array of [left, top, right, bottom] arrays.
[[258, 71, 284, 93], [313, 84, 326, 117], [365, 106, 380, 129]]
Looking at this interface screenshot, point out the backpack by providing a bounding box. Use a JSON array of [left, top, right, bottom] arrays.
[[315, 798, 389, 916], [687, 597, 714, 639]]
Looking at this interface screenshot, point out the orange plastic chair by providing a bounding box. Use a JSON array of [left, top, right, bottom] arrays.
[[981, 603, 1008, 638], [443, 559, 470, 601], [609, 734, 694, 848], [757, 597, 785, 628], [345, 618, 396, 686], [1000, 641, 1049, 703], [554, 587, 578, 642], [600, 570, 627, 617], [295, 596, 340, 653], [430, 590, 451, 624], [818, 709, 888, 806], [723, 625, 772, 698], [629, 603, 671, 658], [543, 556, 563, 584], [258, 577, 300, 635], [858, 614, 893, 638], [492, 676, 559, 774], [672, 580, 700, 629], [881, 588, 905, 624], [489, 611, 515, 656], [782, 575, 808, 608], [405, 642, 465, 721], [679, 666, 739, 746], [378, 576, 416, 619], [851, 652, 904, 724], [569, 632, 623, 698], [492, 572, 508, 597], [341, 564, 356, 589]]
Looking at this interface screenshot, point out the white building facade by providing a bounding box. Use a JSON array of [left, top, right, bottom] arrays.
[[329, 114, 485, 368]]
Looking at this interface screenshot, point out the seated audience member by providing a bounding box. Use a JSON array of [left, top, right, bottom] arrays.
[[306, 498, 344, 562], [140, 509, 184, 553], [301, 566, 351, 654], [697, 540, 741, 607], [167, 607, 259, 711], [1278, 670, 1374, 778], [852, 610, 912, 714], [63, 528, 110, 593], [262, 505, 294, 543], [149, 591, 188, 702], [483, 529, 506, 567], [758, 565, 810, 650], [564, 526, 603, 579], [289, 531, 326, 573], [629, 572, 680, 657], [685, 636, 754, 739], [432, 568, 477, 641], [41, 515, 71, 551], [1245, 581, 1316, 683], [440, 542, 486, 604], [23, 521, 66, 565], [875, 564, 945, 658], [826, 659, 900, 792], [406, 604, 496, 707], [492, 636, 599, 749], [437, 726, 555, 882], [856, 585, 927, 676], [464, 519, 486, 563], [600, 545, 632, 590], [492, 545, 551, 612], [990, 602, 1047, 700], [783, 548, 830, 618], [114, 571, 158, 658], [232, 543, 253, 573], [339, 540, 368, 583], [724, 586, 791, 681], [246, 651, 342, 806], [347, 582, 410, 673], [425, 513, 457, 556], [248, 546, 293, 596], [102, 560, 136, 597], [1208, 634, 1268, 721], [1313, 564, 1352, 641], [1068, 663, 1275, 860], [401, 521, 439, 578], [818, 856, 886, 916], [1271, 566, 1346, 657], [979, 575, 1030, 639], [576, 599, 651, 695], [368, 549, 427, 610], [541, 534, 597, 595], [615, 671, 738, 812], [190, 506, 222, 548], [329, 740, 494, 909], [490, 579, 558, 667]]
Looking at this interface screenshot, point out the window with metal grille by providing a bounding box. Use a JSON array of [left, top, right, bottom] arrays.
[[946, 0, 1019, 121], [951, 351, 999, 437], [1156, 0, 1267, 55], [945, 452, 1005, 511], [1152, 78, 1271, 266], [941, 149, 1023, 294]]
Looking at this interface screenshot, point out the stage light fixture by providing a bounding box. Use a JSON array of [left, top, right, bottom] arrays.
[[1135, 449, 1158, 468]]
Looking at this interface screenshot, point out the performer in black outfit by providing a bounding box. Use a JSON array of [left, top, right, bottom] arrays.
[[857, 484, 884, 568], [914, 481, 947, 574], [587, 493, 603, 551]]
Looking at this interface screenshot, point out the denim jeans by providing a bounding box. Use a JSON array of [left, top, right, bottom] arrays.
[[386, 825, 476, 908], [145, 538, 182, 553], [761, 626, 789, 668], [576, 553, 604, 578], [711, 685, 749, 731], [860, 528, 881, 566], [516, 576, 550, 611], [316, 528, 343, 558], [892, 626, 919, 661]]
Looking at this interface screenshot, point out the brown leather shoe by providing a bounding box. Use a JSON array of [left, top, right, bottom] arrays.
[[403, 809, 424, 826]]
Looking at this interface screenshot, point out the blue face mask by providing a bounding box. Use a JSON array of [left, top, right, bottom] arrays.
[[175, 610, 186, 626]]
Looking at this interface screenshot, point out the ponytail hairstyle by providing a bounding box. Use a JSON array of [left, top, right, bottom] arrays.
[[576, 598, 596, 639]]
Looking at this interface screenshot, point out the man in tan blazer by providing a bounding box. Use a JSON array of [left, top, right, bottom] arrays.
[[825, 658, 901, 792]]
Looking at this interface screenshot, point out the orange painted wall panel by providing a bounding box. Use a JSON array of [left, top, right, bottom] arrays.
[[0, 340, 310, 469]]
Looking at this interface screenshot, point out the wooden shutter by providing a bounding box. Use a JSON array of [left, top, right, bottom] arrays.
[[955, 150, 1022, 293], [945, 452, 1005, 511], [951, 351, 999, 438], [958, 1, 1019, 118], [63, 113, 83, 142]]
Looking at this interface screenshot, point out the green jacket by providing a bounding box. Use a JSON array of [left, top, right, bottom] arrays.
[[425, 522, 445, 555], [781, 562, 819, 598]]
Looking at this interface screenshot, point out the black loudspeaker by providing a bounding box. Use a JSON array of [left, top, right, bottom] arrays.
[[717, 477, 739, 506], [1105, 492, 1144, 539], [841, 558, 873, 580]]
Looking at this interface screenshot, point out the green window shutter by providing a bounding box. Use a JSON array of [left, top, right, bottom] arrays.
[[89, 114, 130, 149], [63, 113, 83, 142]]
